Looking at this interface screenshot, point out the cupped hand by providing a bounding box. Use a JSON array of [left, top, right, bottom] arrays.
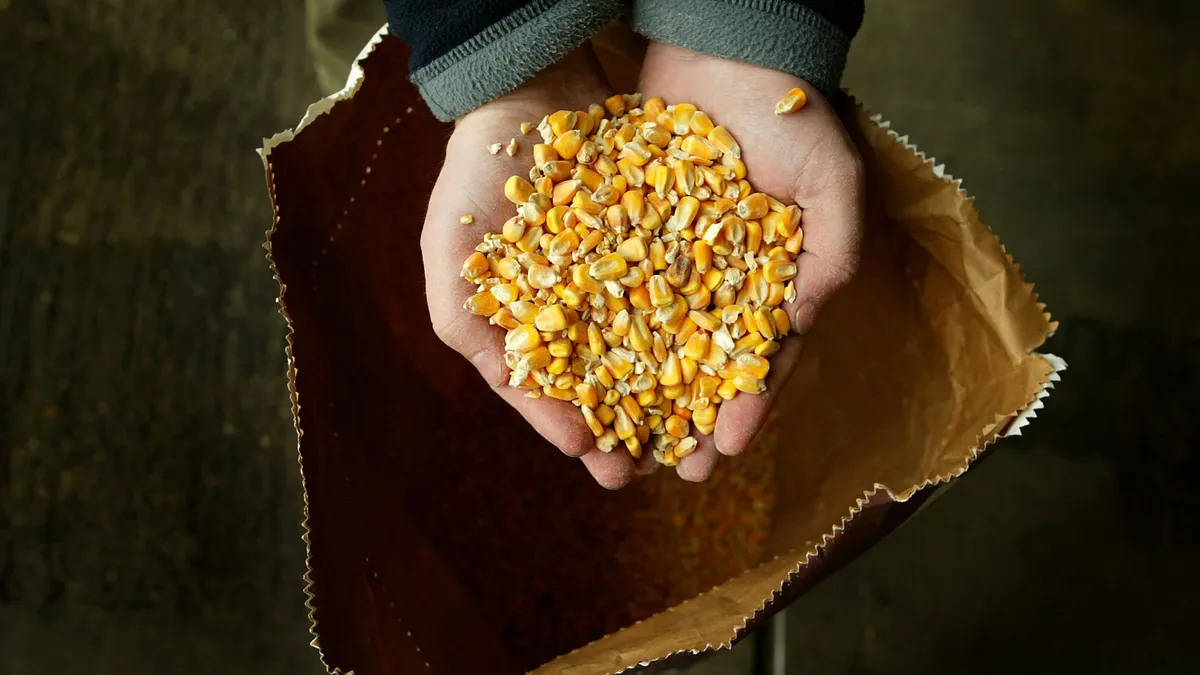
[[637, 42, 866, 482], [422, 46, 653, 489]]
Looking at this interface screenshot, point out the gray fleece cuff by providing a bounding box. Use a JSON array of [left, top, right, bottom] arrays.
[[631, 0, 851, 97], [410, 0, 624, 122]]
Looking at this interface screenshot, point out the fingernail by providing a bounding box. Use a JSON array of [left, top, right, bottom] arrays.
[[470, 350, 505, 387]]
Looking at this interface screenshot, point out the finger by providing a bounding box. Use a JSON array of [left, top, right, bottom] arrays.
[[675, 433, 719, 482], [492, 384, 595, 458], [581, 448, 635, 489], [712, 334, 804, 457], [633, 449, 661, 476]]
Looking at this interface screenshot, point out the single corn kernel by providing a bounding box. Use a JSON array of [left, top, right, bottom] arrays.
[[588, 323, 607, 356], [628, 284, 652, 310], [606, 204, 630, 232], [682, 331, 711, 360], [602, 387, 620, 407], [581, 405, 604, 436], [534, 143, 559, 166], [733, 332, 765, 357], [692, 403, 717, 427], [665, 415, 690, 438], [612, 309, 631, 337], [785, 227, 805, 255], [707, 125, 741, 158], [682, 135, 721, 161], [596, 403, 617, 427], [461, 251, 489, 279], [681, 355, 699, 384], [637, 388, 657, 408], [625, 435, 643, 459], [510, 300, 538, 324], [548, 110, 577, 136], [465, 291, 500, 316], [604, 94, 626, 117], [662, 383, 686, 399], [548, 356, 570, 376], [596, 429, 619, 453], [614, 405, 635, 440], [774, 87, 808, 115], [672, 103, 697, 135], [527, 263, 560, 290], [515, 225, 543, 253], [489, 283, 520, 304], [732, 373, 765, 394], [567, 322, 589, 344], [534, 304, 567, 332], [629, 314, 653, 351], [689, 111, 715, 136], [755, 340, 780, 358], [752, 307, 777, 340], [505, 324, 541, 353], [504, 176, 535, 204], [590, 253, 628, 281], [688, 309, 722, 332], [772, 307, 791, 336], [675, 437, 699, 457], [647, 164, 671, 196], [622, 190, 645, 226], [693, 240, 713, 273], [553, 129, 584, 160], [736, 192, 769, 220], [552, 179, 581, 206], [617, 237, 648, 262], [674, 160, 696, 196], [620, 395, 643, 424], [643, 97, 666, 118], [549, 338, 573, 358], [684, 285, 711, 310], [648, 274, 673, 308], [659, 352, 682, 386], [736, 353, 771, 380], [761, 259, 797, 284]]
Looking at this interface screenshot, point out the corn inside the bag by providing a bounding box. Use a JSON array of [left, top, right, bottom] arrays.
[[462, 94, 805, 466]]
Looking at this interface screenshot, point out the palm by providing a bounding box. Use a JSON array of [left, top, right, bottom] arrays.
[[422, 48, 653, 489], [638, 43, 865, 481]]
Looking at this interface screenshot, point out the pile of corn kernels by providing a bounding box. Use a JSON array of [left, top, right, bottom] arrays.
[[461, 91, 807, 467]]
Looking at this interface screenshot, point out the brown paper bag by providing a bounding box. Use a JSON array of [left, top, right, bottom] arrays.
[[260, 25, 1063, 675]]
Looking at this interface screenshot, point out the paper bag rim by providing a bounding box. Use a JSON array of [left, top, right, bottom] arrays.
[[259, 24, 1065, 674]]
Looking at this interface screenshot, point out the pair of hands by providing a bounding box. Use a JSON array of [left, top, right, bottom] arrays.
[[423, 42, 864, 488]]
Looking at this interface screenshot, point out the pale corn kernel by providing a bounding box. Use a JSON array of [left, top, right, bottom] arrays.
[[674, 195, 700, 232], [620, 266, 645, 289], [490, 283, 520, 304], [527, 263, 560, 289], [488, 142, 503, 154], [762, 259, 797, 283], [590, 253, 628, 281], [774, 87, 808, 115], [607, 204, 630, 232], [461, 251, 488, 279], [684, 285, 711, 310], [596, 429, 619, 453], [510, 300, 538, 324], [505, 324, 541, 352]]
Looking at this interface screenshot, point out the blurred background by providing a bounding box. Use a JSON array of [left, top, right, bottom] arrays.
[[2, 1, 1197, 673]]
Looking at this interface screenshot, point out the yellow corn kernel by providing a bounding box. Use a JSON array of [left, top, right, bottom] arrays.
[[621, 190, 645, 226], [492, 256, 519, 280], [613, 405, 635, 440], [774, 87, 808, 115], [736, 192, 768, 220], [736, 353, 771, 380], [552, 129, 584, 160], [647, 191, 672, 220], [587, 323, 607, 357], [673, 159, 696, 196], [692, 403, 717, 427], [620, 395, 643, 424], [488, 284, 518, 306], [575, 109, 595, 136], [611, 309, 631, 337], [647, 274, 673, 308], [653, 352, 679, 387], [461, 251, 488, 280], [548, 110, 577, 136], [548, 338, 573, 358], [785, 227, 805, 254], [566, 322, 588, 344], [594, 154, 618, 176], [683, 331, 711, 360], [581, 404, 604, 436], [600, 387, 618, 407], [643, 97, 665, 119], [626, 284, 651, 311], [664, 414, 689, 438], [657, 294, 689, 324], [548, 230, 579, 260], [699, 269, 721, 293], [616, 237, 648, 262], [575, 166, 603, 192], [682, 135, 721, 161], [508, 300, 537, 325], [533, 143, 559, 167], [733, 332, 765, 357], [551, 179, 580, 207], [578, 230, 603, 256], [622, 434, 641, 459], [647, 164, 671, 196], [542, 384, 573, 401], [684, 284, 711, 310], [504, 175, 535, 204], [661, 383, 686, 400], [602, 351, 634, 380], [692, 240, 714, 273], [681, 356, 699, 385], [464, 291, 500, 316], [505, 324, 541, 353], [603, 94, 626, 117], [591, 428, 616, 452], [707, 125, 740, 157], [765, 282, 786, 307], [515, 225, 543, 253], [754, 340, 780, 358], [629, 315, 653, 351], [689, 110, 714, 136], [590, 253, 628, 281], [673, 197, 700, 234], [548, 356, 570, 376], [751, 307, 776, 340], [745, 220, 763, 255], [569, 265, 600, 295], [732, 373, 765, 394], [772, 307, 791, 336], [671, 103, 697, 135], [762, 259, 797, 284], [525, 263, 558, 289], [596, 403, 617, 427], [533, 304, 567, 332], [688, 309, 721, 332], [649, 240, 668, 271]]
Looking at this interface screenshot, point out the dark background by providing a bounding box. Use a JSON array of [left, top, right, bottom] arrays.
[[2, 1, 1197, 673]]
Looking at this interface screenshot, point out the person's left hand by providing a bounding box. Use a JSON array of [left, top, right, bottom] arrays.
[[637, 42, 866, 481]]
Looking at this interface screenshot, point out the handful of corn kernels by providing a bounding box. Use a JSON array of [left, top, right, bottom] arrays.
[[461, 94, 804, 467]]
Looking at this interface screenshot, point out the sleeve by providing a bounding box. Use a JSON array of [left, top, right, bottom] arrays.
[[630, 0, 865, 98], [385, 0, 626, 122]]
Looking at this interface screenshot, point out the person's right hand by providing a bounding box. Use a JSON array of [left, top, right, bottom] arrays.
[[422, 46, 650, 489]]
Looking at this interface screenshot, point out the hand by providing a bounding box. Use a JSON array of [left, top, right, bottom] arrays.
[[422, 46, 652, 489], [637, 43, 866, 481]]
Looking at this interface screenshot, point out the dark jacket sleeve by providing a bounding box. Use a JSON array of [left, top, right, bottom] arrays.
[[385, 0, 625, 121], [631, 0, 865, 97]]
